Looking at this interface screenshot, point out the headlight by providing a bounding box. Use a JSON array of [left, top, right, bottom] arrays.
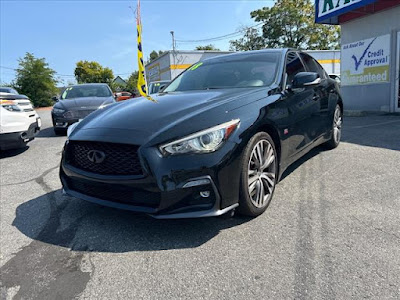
[[0, 100, 22, 112], [53, 107, 65, 114], [160, 119, 240, 156], [67, 121, 79, 137]]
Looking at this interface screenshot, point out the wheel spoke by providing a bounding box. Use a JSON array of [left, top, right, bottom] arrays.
[[262, 172, 275, 186], [248, 174, 259, 186], [249, 178, 258, 194], [337, 118, 342, 128], [248, 169, 257, 176], [256, 144, 263, 166], [261, 154, 275, 170], [258, 180, 264, 206]]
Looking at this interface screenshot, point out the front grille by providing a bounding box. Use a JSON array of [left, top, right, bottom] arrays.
[[65, 141, 143, 176], [66, 177, 160, 207], [64, 110, 95, 119]]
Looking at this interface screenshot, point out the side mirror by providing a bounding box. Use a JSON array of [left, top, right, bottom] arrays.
[[52, 96, 59, 102], [159, 84, 166, 92], [292, 72, 321, 88]]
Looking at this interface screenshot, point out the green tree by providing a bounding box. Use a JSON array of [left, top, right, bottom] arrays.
[[125, 71, 139, 95], [250, 0, 340, 50], [149, 50, 166, 62], [74, 61, 114, 84], [229, 26, 265, 51], [195, 44, 220, 51], [14, 53, 58, 107]]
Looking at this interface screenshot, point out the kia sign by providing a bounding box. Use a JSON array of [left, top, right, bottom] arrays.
[[341, 34, 391, 86], [315, 0, 377, 24]]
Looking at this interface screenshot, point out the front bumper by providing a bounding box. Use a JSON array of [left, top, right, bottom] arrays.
[[60, 140, 242, 218], [52, 115, 79, 128], [0, 118, 40, 150]]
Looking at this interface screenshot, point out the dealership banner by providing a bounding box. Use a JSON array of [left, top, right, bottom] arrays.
[[315, 0, 377, 23], [341, 34, 390, 86], [315, 0, 377, 24]]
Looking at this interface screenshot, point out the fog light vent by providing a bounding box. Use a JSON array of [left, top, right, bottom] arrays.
[[183, 179, 211, 188]]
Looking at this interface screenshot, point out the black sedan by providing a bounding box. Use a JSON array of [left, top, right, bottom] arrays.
[[51, 83, 115, 135], [60, 49, 343, 218]]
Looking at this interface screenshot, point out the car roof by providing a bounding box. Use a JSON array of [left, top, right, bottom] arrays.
[[68, 83, 109, 88], [201, 48, 290, 63]]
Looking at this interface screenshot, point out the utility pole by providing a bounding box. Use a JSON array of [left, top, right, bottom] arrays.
[[170, 31, 176, 52], [170, 30, 176, 69]]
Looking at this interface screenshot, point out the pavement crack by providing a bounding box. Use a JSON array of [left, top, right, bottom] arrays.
[[352, 216, 400, 241], [0, 165, 59, 187]]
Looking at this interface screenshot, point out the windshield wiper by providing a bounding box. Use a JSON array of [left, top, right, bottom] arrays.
[[204, 87, 226, 90]]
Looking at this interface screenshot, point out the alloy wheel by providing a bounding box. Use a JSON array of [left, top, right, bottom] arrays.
[[247, 139, 276, 208], [333, 106, 342, 143]]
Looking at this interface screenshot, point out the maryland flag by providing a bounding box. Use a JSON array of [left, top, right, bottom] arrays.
[[136, 0, 154, 101]]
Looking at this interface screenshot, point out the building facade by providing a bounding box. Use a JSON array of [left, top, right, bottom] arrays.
[[316, 0, 400, 112]]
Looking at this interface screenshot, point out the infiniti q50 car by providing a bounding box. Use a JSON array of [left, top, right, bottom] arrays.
[[60, 49, 343, 219]]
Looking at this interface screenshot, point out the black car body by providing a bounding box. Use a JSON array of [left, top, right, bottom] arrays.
[[52, 83, 115, 134], [60, 49, 343, 218]]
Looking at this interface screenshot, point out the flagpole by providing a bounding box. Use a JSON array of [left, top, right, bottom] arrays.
[[136, 0, 152, 100]]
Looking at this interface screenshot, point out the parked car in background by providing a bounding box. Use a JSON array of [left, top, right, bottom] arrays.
[[61, 49, 343, 219], [0, 87, 19, 94], [115, 91, 133, 102], [0, 93, 41, 150], [51, 83, 115, 135], [148, 80, 170, 94]]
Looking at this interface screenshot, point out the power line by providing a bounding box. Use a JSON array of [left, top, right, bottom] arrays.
[[175, 23, 263, 44]]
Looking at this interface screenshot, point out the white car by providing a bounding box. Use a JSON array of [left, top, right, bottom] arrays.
[[0, 93, 41, 150]]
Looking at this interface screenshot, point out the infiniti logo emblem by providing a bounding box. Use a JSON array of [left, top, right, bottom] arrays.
[[87, 150, 106, 164]]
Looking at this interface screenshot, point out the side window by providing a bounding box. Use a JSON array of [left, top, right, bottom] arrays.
[[285, 52, 306, 86], [299, 53, 327, 79]]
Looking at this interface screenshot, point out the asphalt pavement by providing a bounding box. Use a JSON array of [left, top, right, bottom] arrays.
[[1, 110, 399, 300]]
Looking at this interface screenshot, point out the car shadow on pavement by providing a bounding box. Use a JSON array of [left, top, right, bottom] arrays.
[[0, 146, 29, 159], [280, 145, 324, 182], [13, 189, 251, 253], [36, 127, 65, 138]]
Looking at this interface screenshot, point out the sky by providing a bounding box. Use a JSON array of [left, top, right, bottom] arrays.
[[0, 0, 275, 85]]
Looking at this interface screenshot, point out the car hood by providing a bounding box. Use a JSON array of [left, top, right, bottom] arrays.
[[55, 97, 114, 110], [70, 87, 270, 145]]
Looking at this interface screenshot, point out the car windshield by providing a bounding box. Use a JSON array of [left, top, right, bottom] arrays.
[[164, 52, 280, 92], [149, 81, 170, 94], [61, 85, 111, 99], [0, 87, 18, 94]]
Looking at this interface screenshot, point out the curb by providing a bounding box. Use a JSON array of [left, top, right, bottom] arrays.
[[343, 110, 367, 117], [35, 107, 53, 111]]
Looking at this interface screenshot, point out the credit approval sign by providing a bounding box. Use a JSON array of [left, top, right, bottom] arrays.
[[341, 34, 391, 86], [315, 0, 377, 23]]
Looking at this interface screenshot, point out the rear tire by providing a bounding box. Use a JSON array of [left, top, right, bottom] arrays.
[[238, 132, 278, 217], [324, 104, 342, 149]]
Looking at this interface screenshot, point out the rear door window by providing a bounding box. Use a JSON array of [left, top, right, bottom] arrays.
[[285, 52, 306, 86], [299, 53, 327, 79]]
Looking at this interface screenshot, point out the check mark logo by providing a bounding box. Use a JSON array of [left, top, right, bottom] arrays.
[[351, 38, 376, 71]]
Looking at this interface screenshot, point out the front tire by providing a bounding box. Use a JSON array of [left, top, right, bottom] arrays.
[[238, 132, 278, 217], [324, 104, 342, 149], [54, 128, 66, 136]]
